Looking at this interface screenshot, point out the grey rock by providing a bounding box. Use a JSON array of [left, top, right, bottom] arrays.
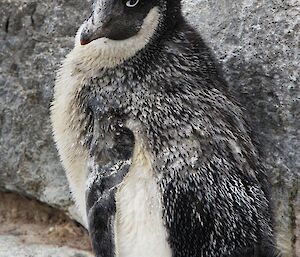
[[0, 235, 92, 257], [0, 0, 89, 223], [0, 0, 299, 256]]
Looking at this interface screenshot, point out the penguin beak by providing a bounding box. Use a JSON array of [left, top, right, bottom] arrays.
[[80, 16, 111, 46], [80, 31, 93, 46], [80, 34, 93, 46], [80, 25, 107, 46], [79, 0, 142, 45], [80, 0, 119, 45]]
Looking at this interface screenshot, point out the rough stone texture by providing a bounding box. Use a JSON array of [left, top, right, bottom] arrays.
[[0, 192, 91, 254], [0, 236, 92, 257], [0, 0, 89, 222], [0, 192, 92, 257], [0, 0, 299, 256]]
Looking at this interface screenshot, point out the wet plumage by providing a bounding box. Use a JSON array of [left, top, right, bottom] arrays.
[[51, 1, 279, 257]]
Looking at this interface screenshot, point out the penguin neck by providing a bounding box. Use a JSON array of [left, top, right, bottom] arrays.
[[69, 5, 185, 74], [70, 7, 161, 72]]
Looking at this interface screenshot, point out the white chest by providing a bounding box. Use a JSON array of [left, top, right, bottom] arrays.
[[115, 139, 172, 257]]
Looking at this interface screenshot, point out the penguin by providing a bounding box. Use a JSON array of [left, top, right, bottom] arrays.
[[51, 0, 281, 257]]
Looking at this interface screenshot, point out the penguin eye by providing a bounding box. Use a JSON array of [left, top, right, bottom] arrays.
[[126, 0, 139, 8]]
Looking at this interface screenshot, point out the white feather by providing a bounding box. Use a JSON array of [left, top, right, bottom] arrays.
[[115, 121, 172, 257]]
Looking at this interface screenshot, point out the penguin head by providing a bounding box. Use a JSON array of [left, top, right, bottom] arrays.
[[79, 0, 182, 45]]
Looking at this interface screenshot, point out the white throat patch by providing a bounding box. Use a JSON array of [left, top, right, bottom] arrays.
[[72, 7, 161, 69]]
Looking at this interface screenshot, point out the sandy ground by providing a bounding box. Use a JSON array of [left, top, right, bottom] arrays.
[[0, 192, 93, 257]]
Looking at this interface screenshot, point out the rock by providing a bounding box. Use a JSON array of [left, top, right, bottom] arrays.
[[0, 192, 92, 257], [0, 0, 298, 256], [0, 236, 92, 257], [0, 0, 89, 224]]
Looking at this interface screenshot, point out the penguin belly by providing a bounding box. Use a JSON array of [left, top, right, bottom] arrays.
[[115, 140, 172, 257]]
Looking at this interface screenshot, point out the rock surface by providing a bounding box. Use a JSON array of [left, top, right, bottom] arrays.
[[0, 0, 89, 222], [0, 236, 92, 257], [0, 192, 92, 257], [0, 0, 299, 256]]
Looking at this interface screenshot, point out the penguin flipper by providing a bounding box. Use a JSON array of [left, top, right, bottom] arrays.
[[86, 159, 131, 257], [86, 121, 135, 257]]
